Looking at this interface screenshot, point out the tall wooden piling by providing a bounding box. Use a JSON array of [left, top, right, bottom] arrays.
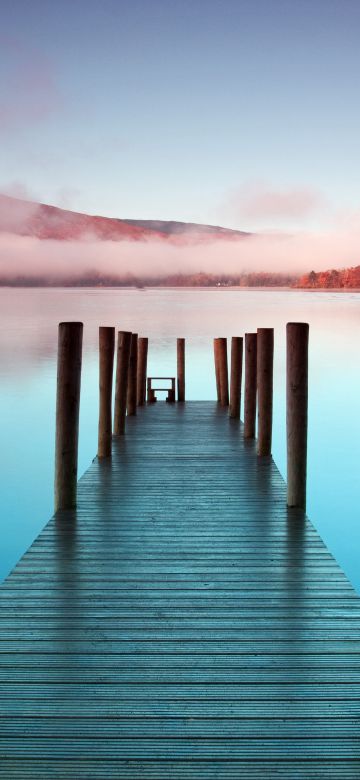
[[213, 339, 221, 402], [244, 333, 257, 438], [97, 327, 115, 458], [229, 337, 243, 419], [137, 337, 148, 406], [113, 331, 132, 435], [257, 328, 274, 456], [287, 322, 309, 509], [127, 332, 138, 416], [54, 322, 83, 511], [177, 338, 185, 402], [217, 338, 229, 406]]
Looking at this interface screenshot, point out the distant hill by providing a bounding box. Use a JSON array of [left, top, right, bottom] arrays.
[[123, 218, 249, 241], [4, 195, 356, 290], [0, 193, 297, 288], [0, 194, 250, 244], [296, 266, 360, 289]]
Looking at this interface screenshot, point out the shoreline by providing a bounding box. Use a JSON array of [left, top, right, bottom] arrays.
[[0, 285, 360, 293]]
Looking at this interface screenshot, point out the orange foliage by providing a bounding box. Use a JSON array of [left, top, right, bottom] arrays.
[[296, 266, 360, 288]]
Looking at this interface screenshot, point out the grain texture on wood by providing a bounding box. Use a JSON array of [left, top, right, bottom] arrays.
[[97, 327, 115, 458], [177, 338, 185, 402], [137, 337, 148, 406], [113, 331, 132, 435], [244, 333, 257, 438], [229, 336, 243, 419], [257, 327, 274, 456], [127, 333, 138, 416], [287, 322, 309, 509], [2, 401, 360, 779], [213, 339, 221, 402], [54, 322, 83, 511], [217, 337, 229, 406]]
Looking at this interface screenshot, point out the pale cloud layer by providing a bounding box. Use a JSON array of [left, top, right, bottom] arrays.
[[219, 183, 329, 227], [0, 39, 61, 132], [0, 216, 360, 281], [0, 184, 359, 279]]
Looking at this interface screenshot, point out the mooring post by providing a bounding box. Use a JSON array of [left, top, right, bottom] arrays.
[[168, 378, 176, 403], [177, 338, 185, 402], [143, 337, 148, 404], [287, 322, 309, 509], [54, 322, 83, 511], [97, 327, 115, 458], [113, 331, 132, 435], [257, 328, 274, 456], [229, 336, 243, 419], [244, 333, 257, 438], [213, 339, 221, 402], [127, 332, 138, 416], [217, 337, 229, 406], [147, 378, 156, 403], [137, 337, 148, 406]]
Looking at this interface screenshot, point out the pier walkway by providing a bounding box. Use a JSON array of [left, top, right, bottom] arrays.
[[0, 402, 360, 778]]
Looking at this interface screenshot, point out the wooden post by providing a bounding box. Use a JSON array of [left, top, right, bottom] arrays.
[[137, 337, 148, 406], [213, 339, 221, 402], [147, 378, 152, 403], [244, 333, 257, 438], [177, 338, 185, 402], [217, 337, 229, 406], [147, 378, 156, 403], [142, 337, 148, 404], [54, 322, 83, 511], [113, 331, 132, 435], [287, 322, 309, 509], [127, 332, 138, 416], [257, 328, 274, 456], [97, 327, 115, 458], [229, 337, 243, 419]]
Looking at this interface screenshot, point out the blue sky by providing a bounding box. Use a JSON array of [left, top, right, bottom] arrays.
[[1, 0, 360, 229]]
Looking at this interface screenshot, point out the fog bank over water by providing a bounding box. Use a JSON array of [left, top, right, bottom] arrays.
[[1, 191, 360, 280], [1, 223, 360, 281]]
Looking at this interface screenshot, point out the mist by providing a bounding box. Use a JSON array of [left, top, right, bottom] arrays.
[[0, 222, 359, 282]]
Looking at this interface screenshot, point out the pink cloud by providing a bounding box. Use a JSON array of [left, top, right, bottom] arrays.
[[0, 188, 40, 233], [56, 187, 84, 210], [221, 182, 327, 224], [1, 181, 39, 201], [0, 38, 62, 131]]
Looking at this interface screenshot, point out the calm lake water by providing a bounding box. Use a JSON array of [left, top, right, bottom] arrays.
[[0, 287, 359, 590]]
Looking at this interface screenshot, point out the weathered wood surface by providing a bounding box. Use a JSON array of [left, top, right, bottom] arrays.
[[177, 338, 185, 402], [127, 333, 138, 416], [216, 338, 229, 406], [229, 336, 243, 419], [97, 326, 115, 458], [1, 402, 360, 778], [113, 331, 132, 435], [244, 332, 257, 438], [137, 337, 148, 407], [213, 338, 221, 401], [287, 322, 309, 509], [54, 322, 83, 510]]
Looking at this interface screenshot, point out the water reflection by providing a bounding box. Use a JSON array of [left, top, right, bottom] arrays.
[[0, 288, 360, 592]]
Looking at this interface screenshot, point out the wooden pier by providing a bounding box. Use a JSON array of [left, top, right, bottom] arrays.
[[1, 400, 360, 778]]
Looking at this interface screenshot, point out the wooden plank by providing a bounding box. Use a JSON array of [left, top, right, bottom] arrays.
[[1, 401, 360, 779], [1, 737, 360, 759], [0, 761, 359, 780]]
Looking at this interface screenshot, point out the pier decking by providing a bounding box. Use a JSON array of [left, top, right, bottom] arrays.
[[1, 401, 360, 778]]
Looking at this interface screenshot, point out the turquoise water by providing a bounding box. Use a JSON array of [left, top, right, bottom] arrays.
[[0, 287, 359, 589]]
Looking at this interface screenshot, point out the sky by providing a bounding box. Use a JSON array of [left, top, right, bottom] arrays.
[[1, 0, 360, 232]]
